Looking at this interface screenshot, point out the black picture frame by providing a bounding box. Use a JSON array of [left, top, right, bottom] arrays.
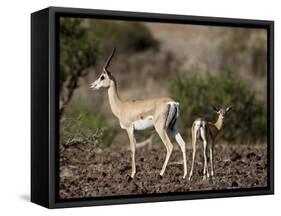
[[31, 6, 274, 209]]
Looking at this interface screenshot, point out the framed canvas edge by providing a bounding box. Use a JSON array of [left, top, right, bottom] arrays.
[[47, 6, 274, 26], [42, 6, 274, 209], [31, 8, 51, 208]]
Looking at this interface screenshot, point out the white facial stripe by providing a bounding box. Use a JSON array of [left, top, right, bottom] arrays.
[[91, 72, 111, 90]]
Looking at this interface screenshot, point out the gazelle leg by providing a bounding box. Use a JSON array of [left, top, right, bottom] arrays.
[[189, 128, 197, 181], [200, 127, 209, 180], [203, 141, 209, 180], [209, 142, 214, 177], [126, 127, 136, 178], [155, 127, 173, 177], [173, 127, 187, 179]]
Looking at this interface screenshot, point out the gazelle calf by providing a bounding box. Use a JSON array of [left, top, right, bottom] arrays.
[[188, 106, 232, 181], [91, 49, 187, 179]]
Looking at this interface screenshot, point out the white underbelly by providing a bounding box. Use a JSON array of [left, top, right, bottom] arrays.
[[133, 116, 154, 130]]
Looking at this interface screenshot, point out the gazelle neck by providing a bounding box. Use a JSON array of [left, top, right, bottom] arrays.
[[214, 115, 224, 132], [108, 78, 122, 117]]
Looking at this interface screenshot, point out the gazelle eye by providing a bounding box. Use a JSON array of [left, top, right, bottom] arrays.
[[100, 75, 105, 80]]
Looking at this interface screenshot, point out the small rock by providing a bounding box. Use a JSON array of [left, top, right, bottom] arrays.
[[87, 177, 97, 182], [246, 152, 256, 159], [230, 151, 242, 161], [247, 152, 261, 161]]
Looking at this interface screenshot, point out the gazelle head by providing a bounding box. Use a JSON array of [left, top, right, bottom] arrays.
[[91, 48, 116, 90], [212, 105, 233, 120]]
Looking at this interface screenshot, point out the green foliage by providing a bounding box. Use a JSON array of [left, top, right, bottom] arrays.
[[60, 18, 99, 83], [60, 117, 103, 153], [219, 28, 267, 77], [61, 104, 117, 148], [170, 69, 267, 144], [117, 22, 158, 51], [87, 20, 158, 52]]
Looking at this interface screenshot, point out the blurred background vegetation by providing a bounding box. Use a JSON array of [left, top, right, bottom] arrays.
[[170, 70, 267, 144], [59, 17, 267, 150]]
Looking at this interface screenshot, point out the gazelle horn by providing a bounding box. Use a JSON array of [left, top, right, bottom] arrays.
[[104, 48, 116, 70]]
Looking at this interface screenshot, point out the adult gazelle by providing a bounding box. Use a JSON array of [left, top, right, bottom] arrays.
[[91, 48, 187, 179]]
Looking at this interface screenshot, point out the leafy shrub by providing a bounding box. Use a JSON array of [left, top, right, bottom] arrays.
[[60, 118, 103, 153], [87, 20, 158, 52], [169, 69, 267, 144], [59, 18, 100, 114], [219, 28, 267, 77], [60, 105, 117, 149]]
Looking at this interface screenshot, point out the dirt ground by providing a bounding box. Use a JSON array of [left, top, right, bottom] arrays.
[[59, 144, 267, 199]]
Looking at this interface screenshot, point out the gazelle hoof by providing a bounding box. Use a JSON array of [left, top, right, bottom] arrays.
[[130, 172, 135, 179], [127, 175, 134, 182]]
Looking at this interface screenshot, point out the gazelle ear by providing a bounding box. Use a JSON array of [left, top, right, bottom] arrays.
[[226, 105, 233, 113], [106, 69, 112, 77], [212, 106, 220, 113]]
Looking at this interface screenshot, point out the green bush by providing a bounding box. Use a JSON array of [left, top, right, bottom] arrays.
[[219, 28, 267, 77], [60, 105, 117, 148], [60, 118, 103, 153], [87, 20, 158, 52], [169, 69, 267, 144]]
